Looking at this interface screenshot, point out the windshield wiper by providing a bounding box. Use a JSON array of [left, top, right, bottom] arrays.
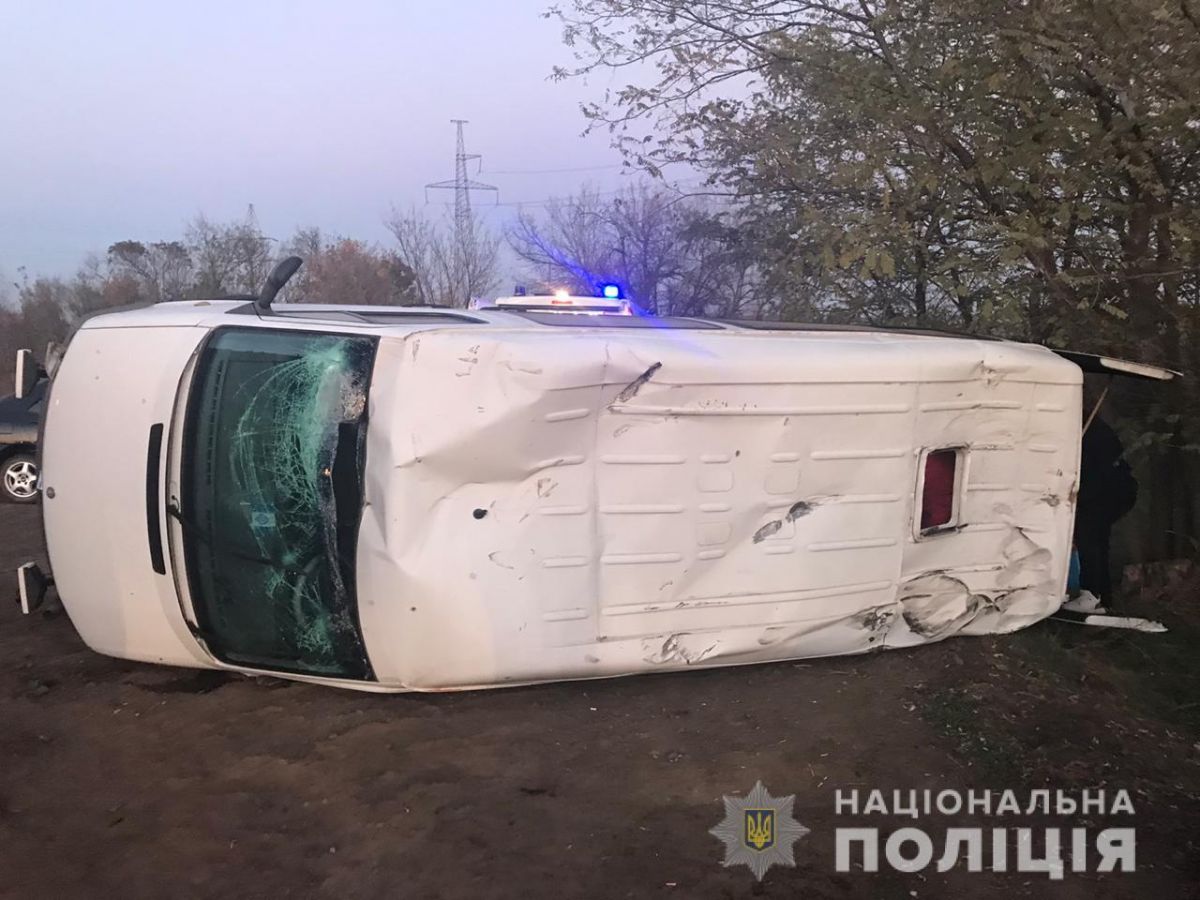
[[167, 500, 281, 569]]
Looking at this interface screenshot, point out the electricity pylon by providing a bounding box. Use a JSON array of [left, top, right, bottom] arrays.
[[424, 119, 497, 248]]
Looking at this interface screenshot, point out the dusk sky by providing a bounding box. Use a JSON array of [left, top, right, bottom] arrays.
[[0, 0, 650, 282]]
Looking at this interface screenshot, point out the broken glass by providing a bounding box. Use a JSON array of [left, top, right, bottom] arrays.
[[181, 327, 377, 678]]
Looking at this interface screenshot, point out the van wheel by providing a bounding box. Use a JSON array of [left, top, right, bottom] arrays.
[[2, 454, 39, 503]]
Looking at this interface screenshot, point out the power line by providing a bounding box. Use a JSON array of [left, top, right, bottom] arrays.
[[493, 187, 630, 207], [494, 178, 712, 208], [422, 186, 628, 209], [420, 175, 713, 210], [479, 163, 626, 176]]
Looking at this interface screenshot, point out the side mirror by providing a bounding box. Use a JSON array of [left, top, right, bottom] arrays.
[[14, 349, 39, 399], [256, 256, 303, 312]]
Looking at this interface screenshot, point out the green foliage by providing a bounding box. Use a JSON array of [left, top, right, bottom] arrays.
[[556, 0, 1200, 358]]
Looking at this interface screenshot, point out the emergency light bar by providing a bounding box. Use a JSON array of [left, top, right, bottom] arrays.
[[490, 292, 633, 314]]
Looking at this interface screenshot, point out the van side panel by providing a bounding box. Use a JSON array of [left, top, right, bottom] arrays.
[[357, 329, 1081, 690]]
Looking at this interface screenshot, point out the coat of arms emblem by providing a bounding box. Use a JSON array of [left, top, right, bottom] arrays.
[[744, 808, 775, 850]]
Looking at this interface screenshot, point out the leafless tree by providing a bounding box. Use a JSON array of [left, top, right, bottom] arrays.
[[508, 183, 763, 316], [105, 240, 192, 302], [186, 207, 274, 297], [385, 207, 499, 307]]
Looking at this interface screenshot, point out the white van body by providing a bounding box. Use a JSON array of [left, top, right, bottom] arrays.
[[38, 300, 1085, 692]]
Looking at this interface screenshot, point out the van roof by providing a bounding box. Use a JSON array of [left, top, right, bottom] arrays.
[[88, 299, 1001, 338], [74, 299, 1177, 381]]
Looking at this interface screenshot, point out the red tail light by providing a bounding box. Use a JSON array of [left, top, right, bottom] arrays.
[[921, 449, 958, 531]]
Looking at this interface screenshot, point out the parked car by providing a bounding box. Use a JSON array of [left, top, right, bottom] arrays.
[[0, 377, 47, 503], [14, 259, 1175, 691]]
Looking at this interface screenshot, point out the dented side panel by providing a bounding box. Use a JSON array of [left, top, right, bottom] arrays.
[[355, 328, 1081, 691]]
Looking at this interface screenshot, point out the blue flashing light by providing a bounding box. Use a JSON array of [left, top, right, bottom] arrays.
[[600, 283, 621, 299]]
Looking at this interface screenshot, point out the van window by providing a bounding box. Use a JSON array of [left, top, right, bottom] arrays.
[[180, 328, 377, 679], [920, 448, 960, 532]]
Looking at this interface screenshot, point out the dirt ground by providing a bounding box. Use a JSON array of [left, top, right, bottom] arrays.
[[0, 502, 1197, 899]]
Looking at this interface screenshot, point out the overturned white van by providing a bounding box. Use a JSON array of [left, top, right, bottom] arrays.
[[16, 264, 1174, 691]]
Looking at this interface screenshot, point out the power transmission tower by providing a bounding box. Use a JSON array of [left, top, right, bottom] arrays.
[[425, 119, 497, 246]]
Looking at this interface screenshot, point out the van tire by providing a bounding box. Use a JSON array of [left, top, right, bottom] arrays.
[[2, 454, 39, 504]]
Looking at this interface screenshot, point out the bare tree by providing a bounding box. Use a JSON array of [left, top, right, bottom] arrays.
[[507, 187, 617, 294], [508, 183, 762, 316], [105, 240, 192, 302], [186, 207, 274, 297], [0, 273, 72, 387], [0, 210, 442, 395], [385, 207, 499, 307]]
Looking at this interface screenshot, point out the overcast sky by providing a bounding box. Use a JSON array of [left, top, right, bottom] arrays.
[[0, 0, 645, 281]]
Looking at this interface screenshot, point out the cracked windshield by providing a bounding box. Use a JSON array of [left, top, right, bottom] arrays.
[[181, 329, 376, 678]]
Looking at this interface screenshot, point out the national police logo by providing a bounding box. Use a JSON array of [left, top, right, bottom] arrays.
[[710, 781, 809, 881]]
